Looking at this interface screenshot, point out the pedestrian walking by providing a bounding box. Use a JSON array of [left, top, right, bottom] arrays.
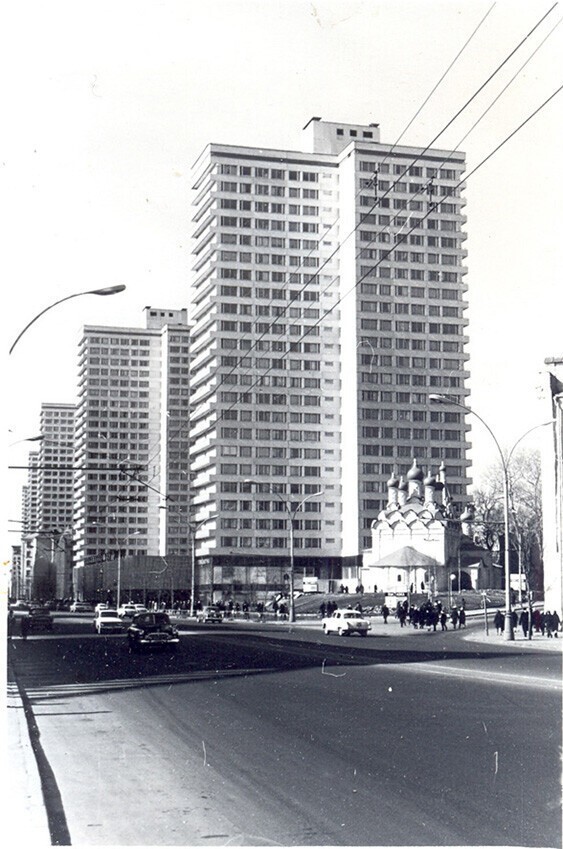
[[532, 608, 542, 632], [544, 611, 554, 637], [519, 609, 529, 637], [20, 614, 29, 639], [450, 606, 459, 630], [551, 610, 561, 636], [458, 608, 466, 629], [493, 609, 504, 635], [8, 608, 15, 639], [319, 601, 326, 619], [381, 604, 389, 624], [440, 610, 448, 631]]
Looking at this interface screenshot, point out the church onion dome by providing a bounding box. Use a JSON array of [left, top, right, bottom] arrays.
[[460, 506, 475, 522], [387, 471, 400, 487], [406, 459, 423, 482], [398, 476, 408, 491], [424, 471, 437, 488]]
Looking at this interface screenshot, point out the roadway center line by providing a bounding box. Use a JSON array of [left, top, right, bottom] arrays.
[[377, 661, 561, 691]]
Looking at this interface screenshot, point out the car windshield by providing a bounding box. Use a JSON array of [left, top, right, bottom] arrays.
[[134, 613, 171, 626], [100, 611, 118, 617]]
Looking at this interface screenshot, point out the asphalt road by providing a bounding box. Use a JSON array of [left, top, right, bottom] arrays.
[[7, 616, 562, 847]]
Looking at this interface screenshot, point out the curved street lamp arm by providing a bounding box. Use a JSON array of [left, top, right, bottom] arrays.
[[290, 489, 324, 519], [9, 284, 126, 355], [434, 394, 507, 472], [506, 420, 554, 467]]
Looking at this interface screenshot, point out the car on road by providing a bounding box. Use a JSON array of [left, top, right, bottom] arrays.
[[70, 601, 94, 613], [10, 599, 31, 611], [94, 609, 125, 634], [133, 604, 148, 614], [126, 612, 180, 650], [322, 608, 371, 637], [95, 602, 109, 614], [197, 605, 223, 623], [25, 606, 54, 633], [118, 603, 138, 619]]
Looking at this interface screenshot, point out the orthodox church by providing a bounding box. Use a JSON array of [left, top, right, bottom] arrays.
[[360, 460, 500, 596]]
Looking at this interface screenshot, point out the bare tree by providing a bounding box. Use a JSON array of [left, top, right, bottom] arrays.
[[470, 449, 543, 594]]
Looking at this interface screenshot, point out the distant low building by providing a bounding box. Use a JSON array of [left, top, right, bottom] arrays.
[[361, 460, 499, 596]]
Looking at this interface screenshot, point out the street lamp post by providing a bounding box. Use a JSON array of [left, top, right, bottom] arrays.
[[481, 590, 489, 636], [116, 530, 141, 610], [246, 481, 323, 623], [430, 394, 553, 641], [430, 393, 514, 639], [188, 516, 217, 617], [9, 284, 126, 355]]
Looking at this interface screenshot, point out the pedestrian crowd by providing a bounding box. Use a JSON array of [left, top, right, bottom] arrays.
[[493, 607, 561, 637], [391, 598, 465, 631]]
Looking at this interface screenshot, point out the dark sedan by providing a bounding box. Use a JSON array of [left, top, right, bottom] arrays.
[[126, 612, 180, 651], [25, 606, 54, 633]]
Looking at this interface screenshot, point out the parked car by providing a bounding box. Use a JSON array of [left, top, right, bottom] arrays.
[[94, 609, 125, 635], [95, 602, 109, 614], [322, 608, 371, 637], [70, 601, 94, 613], [126, 612, 180, 650], [26, 606, 54, 633], [118, 603, 138, 619], [10, 599, 30, 611], [197, 605, 223, 624], [133, 604, 148, 614]]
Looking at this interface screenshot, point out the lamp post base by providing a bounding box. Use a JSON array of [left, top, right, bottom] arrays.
[[504, 612, 515, 640]]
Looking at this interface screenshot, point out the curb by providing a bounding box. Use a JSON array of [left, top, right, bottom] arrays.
[[6, 646, 52, 846]]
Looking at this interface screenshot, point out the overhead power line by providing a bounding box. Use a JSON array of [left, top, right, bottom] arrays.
[[142, 1, 548, 476]]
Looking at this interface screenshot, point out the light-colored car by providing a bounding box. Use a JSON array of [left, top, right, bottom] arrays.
[[197, 605, 223, 624], [10, 599, 31, 611], [95, 602, 109, 614], [94, 609, 124, 634], [322, 608, 371, 637], [133, 604, 148, 614], [118, 603, 138, 619], [70, 601, 94, 613]]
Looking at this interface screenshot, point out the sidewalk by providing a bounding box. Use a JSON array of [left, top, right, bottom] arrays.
[[461, 627, 563, 651], [262, 611, 563, 651], [5, 645, 52, 845]]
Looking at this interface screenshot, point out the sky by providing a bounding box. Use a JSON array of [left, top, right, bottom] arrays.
[[2, 0, 562, 565]]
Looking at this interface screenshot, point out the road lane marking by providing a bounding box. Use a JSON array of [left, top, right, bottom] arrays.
[[378, 661, 561, 691], [21, 667, 271, 701]]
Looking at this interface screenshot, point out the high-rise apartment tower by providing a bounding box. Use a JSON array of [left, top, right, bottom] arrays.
[[72, 307, 190, 592], [19, 404, 75, 598], [189, 118, 471, 591]]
